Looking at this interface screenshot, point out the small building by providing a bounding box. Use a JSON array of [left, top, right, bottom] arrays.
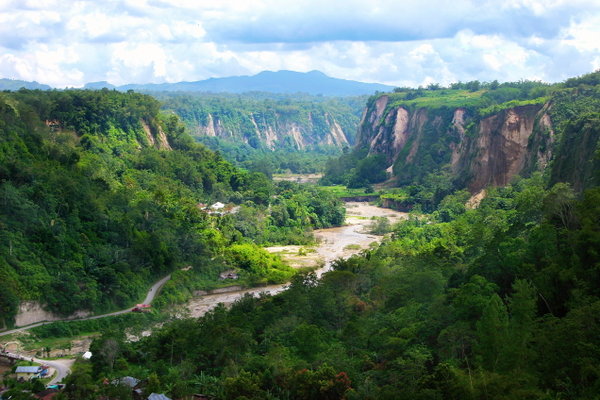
[[82, 351, 92, 360], [15, 366, 41, 380], [210, 202, 225, 210], [147, 393, 172, 400], [112, 376, 140, 388]]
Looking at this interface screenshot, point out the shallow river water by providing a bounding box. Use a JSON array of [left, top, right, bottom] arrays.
[[185, 202, 406, 318]]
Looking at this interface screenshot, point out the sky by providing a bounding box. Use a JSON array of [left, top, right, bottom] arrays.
[[1, 0, 599, 88]]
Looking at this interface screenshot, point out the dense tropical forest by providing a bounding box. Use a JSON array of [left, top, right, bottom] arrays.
[[76, 174, 600, 400], [155, 92, 366, 174], [0, 89, 344, 327], [1, 71, 599, 400], [56, 72, 598, 400]]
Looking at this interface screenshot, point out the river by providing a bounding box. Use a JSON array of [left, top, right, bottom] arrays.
[[185, 202, 406, 318]]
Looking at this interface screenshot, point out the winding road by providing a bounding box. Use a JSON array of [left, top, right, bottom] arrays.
[[0, 274, 171, 338], [0, 274, 171, 384], [0, 202, 406, 384]]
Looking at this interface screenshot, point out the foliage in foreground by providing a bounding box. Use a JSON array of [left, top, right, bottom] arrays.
[[70, 176, 600, 399]]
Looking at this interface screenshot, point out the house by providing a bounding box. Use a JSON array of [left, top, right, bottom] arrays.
[[112, 376, 140, 388], [15, 366, 41, 380], [147, 393, 171, 400], [82, 351, 92, 360]]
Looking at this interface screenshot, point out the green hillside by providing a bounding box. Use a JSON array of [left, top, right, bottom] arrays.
[[0, 89, 344, 327], [322, 72, 600, 211]]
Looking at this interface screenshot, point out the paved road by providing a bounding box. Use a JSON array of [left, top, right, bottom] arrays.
[[35, 357, 75, 385], [0, 351, 74, 385], [0, 274, 171, 385], [0, 274, 171, 337]]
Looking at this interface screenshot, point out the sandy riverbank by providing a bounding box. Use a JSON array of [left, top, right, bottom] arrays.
[[186, 202, 407, 318]]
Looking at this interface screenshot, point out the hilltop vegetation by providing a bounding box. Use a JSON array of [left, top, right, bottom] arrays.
[[0, 89, 344, 327], [322, 71, 600, 211], [2, 72, 600, 400]]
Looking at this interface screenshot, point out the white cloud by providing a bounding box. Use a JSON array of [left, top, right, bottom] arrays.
[[0, 0, 598, 87]]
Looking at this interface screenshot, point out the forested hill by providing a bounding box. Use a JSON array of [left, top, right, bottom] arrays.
[[69, 77, 600, 400], [322, 71, 600, 208], [149, 92, 367, 176], [0, 89, 345, 328], [158, 93, 363, 151]]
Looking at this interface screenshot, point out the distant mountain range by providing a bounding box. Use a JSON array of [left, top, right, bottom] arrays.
[[0, 78, 51, 91], [0, 71, 394, 96]]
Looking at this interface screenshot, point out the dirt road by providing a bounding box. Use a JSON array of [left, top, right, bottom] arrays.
[[0, 274, 171, 337]]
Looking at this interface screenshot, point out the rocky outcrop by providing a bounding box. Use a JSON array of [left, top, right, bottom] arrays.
[[466, 105, 543, 191], [141, 119, 172, 150], [14, 301, 91, 328], [192, 111, 352, 150], [357, 99, 554, 193]]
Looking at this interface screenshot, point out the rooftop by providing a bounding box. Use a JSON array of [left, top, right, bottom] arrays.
[[16, 366, 41, 374]]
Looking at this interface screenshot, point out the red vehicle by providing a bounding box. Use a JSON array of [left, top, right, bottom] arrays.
[[132, 304, 151, 312]]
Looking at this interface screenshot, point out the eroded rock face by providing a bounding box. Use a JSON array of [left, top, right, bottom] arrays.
[[14, 301, 90, 327], [357, 99, 553, 193], [194, 111, 352, 150], [468, 105, 542, 192], [140, 119, 173, 150]]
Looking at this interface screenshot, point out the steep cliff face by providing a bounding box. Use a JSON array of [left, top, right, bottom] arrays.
[[140, 119, 173, 150], [48, 117, 172, 151], [463, 104, 547, 191], [357, 100, 554, 193], [193, 111, 351, 150]]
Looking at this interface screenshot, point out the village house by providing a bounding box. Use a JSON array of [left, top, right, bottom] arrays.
[[15, 366, 41, 381], [147, 393, 171, 400]]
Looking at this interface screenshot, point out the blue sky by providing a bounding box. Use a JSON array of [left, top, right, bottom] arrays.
[[1, 0, 599, 88]]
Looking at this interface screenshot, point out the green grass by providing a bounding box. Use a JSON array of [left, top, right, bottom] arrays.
[[21, 332, 97, 353], [0, 333, 18, 343], [380, 190, 409, 202], [387, 89, 486, 109], [319, 185, 378, 198], [478, 96, 549, 116]]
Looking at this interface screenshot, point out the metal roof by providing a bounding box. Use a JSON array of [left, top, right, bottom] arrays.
[[112, 376, 140, 388], [16, 366, 41, 373], [147, 393, 172, 400]]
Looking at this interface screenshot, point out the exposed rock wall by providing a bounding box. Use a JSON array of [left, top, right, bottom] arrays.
[[467, 105, 543, 191], [356, 100, 554, 193], [141, 119, 172, 150], [193, 111, 352, 150], [14, 301, 91, 328]]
